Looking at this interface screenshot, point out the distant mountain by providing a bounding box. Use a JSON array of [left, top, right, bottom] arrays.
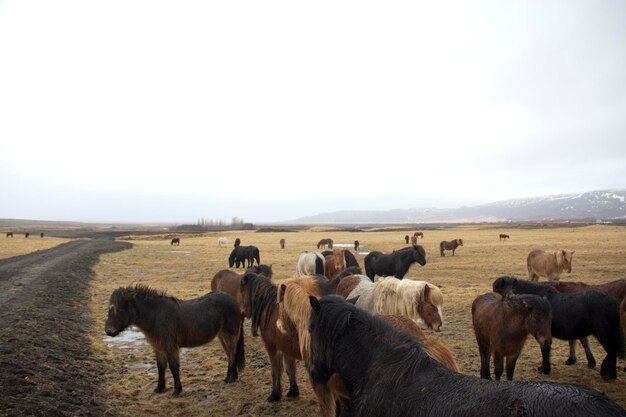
[[286, 190, 626, 224]]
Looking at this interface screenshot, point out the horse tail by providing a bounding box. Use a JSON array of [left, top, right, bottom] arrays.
[[235, 316, 246, 370], [255, 248, 260, 267], [315, 254, 324, 275]]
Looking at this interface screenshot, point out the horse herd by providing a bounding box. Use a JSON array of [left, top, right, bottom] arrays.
[[104, 235, 626, 416]]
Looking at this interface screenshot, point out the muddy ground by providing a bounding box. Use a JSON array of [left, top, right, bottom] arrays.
[[0, 239, 131, 417]]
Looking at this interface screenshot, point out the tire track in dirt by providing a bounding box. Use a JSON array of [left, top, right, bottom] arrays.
[[0, 239, 132, 417]]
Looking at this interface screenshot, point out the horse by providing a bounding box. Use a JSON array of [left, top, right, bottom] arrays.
[[105, 285, 245, 395], [317, 238, 334, 249], [492, 276, 625, 380], [5, 232, 12, 238], [439, 239, 462, 256], [296, 252, 326, 276], [622, 298, 626, 370], [322, 249, 359, 269], [228, 245, 260, 268], [234, 237, 241, 247], [211, 265, 274, 307], [40, 232, 44, 238], [170, 238, 180, 246], [472, 292, 552, 380], [324, 249, 347, 279], [239, 272, 302, 402], [404, 235, 409, 244], [547, 279, 626, 368], [25, 232, 29, 238], [217, 237, 228, 247], [411, 235, 418, 245], [307, 295, 626, 417], [527, 249, 574, 281], [414, 232, 424, 238], [499, 234, 510, 240], [354, 240, 360, 251], [364, 245, 426, 281], [280, 238, 285, 249], [338, 275, 443, 332]]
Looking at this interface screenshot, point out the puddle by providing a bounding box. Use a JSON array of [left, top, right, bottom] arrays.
[[104, 326, 145, 349]]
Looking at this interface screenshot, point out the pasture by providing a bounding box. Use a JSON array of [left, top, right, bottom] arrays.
[[74, 226, 626, 414]]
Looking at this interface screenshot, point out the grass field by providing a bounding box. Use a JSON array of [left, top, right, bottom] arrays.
[[80, 225, 626, 416], [0, 235, 72, 259]]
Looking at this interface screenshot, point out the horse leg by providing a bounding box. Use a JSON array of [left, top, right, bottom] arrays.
[[478, 346, 491, 380], [167, 349, 182, 395], [565, 340, 577, 365], [267, 349, 284, 402], [493, 352, 505, 380], [452, 248, 455, 256], [218, 332, 238, 383], [579, 337, 596, 368], [505, 352, 521, 381], [284, 356, 300, 398], [538, 343, 552, 375], [154, 350, 167, 393]]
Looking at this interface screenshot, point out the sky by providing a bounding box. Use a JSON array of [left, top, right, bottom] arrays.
[[0, 1, 625, 224]]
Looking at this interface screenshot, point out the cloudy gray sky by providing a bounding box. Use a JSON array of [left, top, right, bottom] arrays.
[[1, 1, 625, 223]]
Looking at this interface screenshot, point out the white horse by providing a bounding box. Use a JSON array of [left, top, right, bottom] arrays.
[[295, 252, 326, 276], [217, 237, 228, 248]]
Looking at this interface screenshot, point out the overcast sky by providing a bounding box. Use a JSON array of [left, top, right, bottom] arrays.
[[1, 1, 625, 223]]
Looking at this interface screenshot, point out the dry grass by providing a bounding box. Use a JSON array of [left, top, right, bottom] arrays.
[[86, 225, 626, 416], [0, 235, 72, 260]]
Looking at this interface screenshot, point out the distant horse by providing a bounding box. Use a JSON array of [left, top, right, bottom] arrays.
[[499, 234, 510, 240], [228, 245, 260, 268], [234, 237, 241, 248], [24, 232, 29, 238], [404, 235, 409, 244], [240, 273, 302, 402], [472, 292, 552, 380], [307, 295, 626, 417], [296, 252, 326, 276], [170, 238, 180, 246], [217, 237, 228, 247], [414, 232, 424, 239], [410, 235, 418, 245], [527, 249, 574, 281], [440, 239, 462, 256], [40, 232, 44, 238], [493, 276, 625, 380], [547, 279, 626, 368], [317, 238, 334, 249], [5, 232, 12, 238], [280, 238, 285, 249], [364, 245, 426, 281], [105, 285, 244, 395], [339, 275, 443, 332], [354, 240, 360, 251]]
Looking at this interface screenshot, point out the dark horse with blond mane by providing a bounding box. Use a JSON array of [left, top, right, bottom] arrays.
[[440, 238, 463, 256], [105, 285, 245, 395], [307, 295, 626, 417]]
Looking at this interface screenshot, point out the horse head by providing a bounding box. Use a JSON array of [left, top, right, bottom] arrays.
[[418, 285, 442, 332], [556, 249, 574, 273], [492, 276, 518, 297], [412, 245, 427, 266], [105, 287, 137, 337]]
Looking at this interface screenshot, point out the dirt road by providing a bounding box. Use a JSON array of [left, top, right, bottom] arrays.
[[0, 239, 132, 417]]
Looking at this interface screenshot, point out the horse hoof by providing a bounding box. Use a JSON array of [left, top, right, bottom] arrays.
[[601, 371, 617, 381], [224, 376, 237, 384], [537, 366, 550, 375], [565, 358, 576, 366], [267, 393, 281, 402], [587, 361, 597, 369], [154, 385, 165, 394], [287, 387, 299, 398]]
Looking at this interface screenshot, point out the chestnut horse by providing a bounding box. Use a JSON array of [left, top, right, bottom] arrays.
[[410, 235, 418, 245], [440, 238, 463, 256], [499, 234, 510, 240], [307, 295, 626, 417], [105, 285, 244, 395], [472, 292, 552, 380], [317, 238, 334, 249], [5, 232, 12, 238], [170, 237, 180, 246], [239, 272, 302, 402], [414, 231, 424, 238]]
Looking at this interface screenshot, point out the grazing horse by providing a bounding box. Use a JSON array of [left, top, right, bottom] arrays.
[[414, 232, 424, 239], [307, 295, 626, 417], [404, 235, 409, 244], [280, 238, 285, 249], [5, 232, 12, 238], [240, 273, 302, 402], [499, 234, 510, 240], [317, 238, 334, 249], [440, 239, 462, 256], [105, 285, 245, 395], [217, 237, 228, 247], [40, 232, 44, 238], [170, 238, 180, 246], [354, 240, 360, 251], [228, 245, 260, 268], [472, 292, 552, 380], [24, 232, 29, 238], [296, 252, 326, 276], [364, 245, 426, 281], [493, 276, 625, 380], [234, 237, 241, 248], [339, 275, 443, 332]]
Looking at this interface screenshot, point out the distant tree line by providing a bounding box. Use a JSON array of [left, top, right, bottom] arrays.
[[173, 216, 254, 232]]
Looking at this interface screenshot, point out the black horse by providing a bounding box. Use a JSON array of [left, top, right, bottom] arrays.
[[492, 276, 625, 380], [234, 237, 241, 248], [307, 295, 626, 417], [228, 245, 260, 268], [364, 245, 426, 281]]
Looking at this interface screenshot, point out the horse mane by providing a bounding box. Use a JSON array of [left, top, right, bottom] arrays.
[[375, 278, 420, 320], [110, 284, 177, 307], [279, 278, 319, 362], [242, 273, 278, 331]]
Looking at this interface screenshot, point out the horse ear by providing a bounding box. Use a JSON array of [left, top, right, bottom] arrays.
[[309, 295, 321, 313], [422, 284, 431, 300], [346, 296, 359, 305], [278, 284, 286, 303]]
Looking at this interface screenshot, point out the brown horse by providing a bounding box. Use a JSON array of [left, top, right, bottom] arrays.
[[40, 232, 44, 238], [414, 232, 424, 238], [317, 238, 334, 249], [280, 238, 285, 249], [499, 234, 510, 240], [404, 235, 410, 244], [411, 235, 418, 245], [170, 237, 180, 246], [440, 238, 463, 256], [324, 249, 347, 279], [24, 232, 29, 238], [622, 298, 626, 370], [5, 232, 12, 238], [354, 240, 360, 251], [105, 285, 245, 395], [472, 292, 552, 380], [212, 265, 274, 312], [240, 272, 302, 402]]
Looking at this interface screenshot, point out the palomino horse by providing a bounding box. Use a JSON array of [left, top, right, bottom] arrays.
[[307, 296, 626, 417], [440, 238, 463, 256], [217, 237, 228, 247], [105, 285, 244, 395], [472, 292, 552, 380]]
